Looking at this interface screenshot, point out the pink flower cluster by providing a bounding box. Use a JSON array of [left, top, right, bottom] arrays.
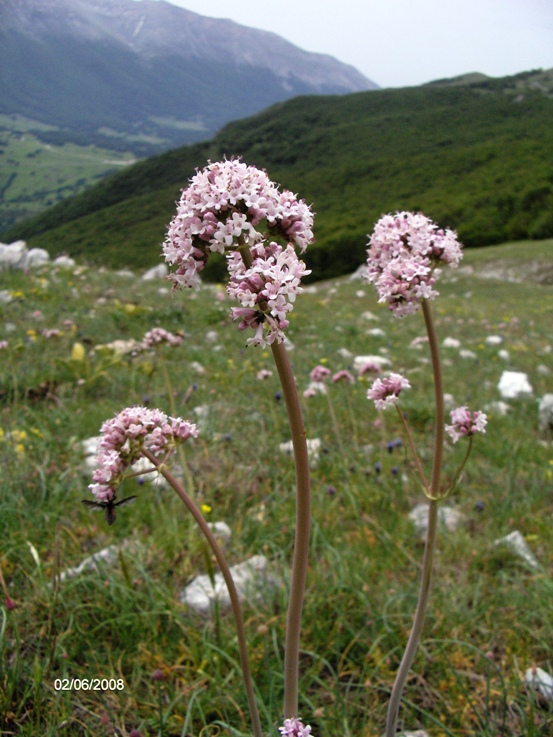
[[163, 159, 314, 290], [368, 372, 411, 410], [142, 328, 184, 348], [279, 717, 312, 736], [366, 211, 463, 316], [226, 242, 311, 346], [163, 159, 313, 346], [88, 407, 197, 502], [445, 406, 488, 443], [310, 365, 331, 382]]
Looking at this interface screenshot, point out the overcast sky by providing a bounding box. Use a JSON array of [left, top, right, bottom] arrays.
[[163, 0, 553, 88]]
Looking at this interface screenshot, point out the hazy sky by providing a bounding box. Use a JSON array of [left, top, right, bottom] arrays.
[[163, 0, 553, 88]]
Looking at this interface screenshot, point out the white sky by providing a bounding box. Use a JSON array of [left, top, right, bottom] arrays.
[[162, 0, 553, 88]]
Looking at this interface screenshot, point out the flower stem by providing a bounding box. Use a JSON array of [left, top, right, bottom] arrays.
[[238, 237, 311, 718], [271, 340, 311, 719], [142, 449, 263, 737], [385, 299, 444, 736]]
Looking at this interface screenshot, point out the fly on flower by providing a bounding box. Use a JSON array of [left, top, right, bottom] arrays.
[[82, 495, 137, 526]]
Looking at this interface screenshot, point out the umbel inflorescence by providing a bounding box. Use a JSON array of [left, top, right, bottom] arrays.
[[163, 158, 314, 346], [366, 211, 463, 316]]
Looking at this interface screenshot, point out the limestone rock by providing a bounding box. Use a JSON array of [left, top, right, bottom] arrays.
[[498, 371, 533, 399]]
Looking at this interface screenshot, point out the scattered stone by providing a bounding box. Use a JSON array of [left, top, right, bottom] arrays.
[[59, 544, 128, 583], [360, 311, 379, 321], [26, 248, 50, 268], [409, 503, 465, 537], [494, 530, 539, 569], [279, 438, 322, 468], [537, 364, 551, 376], [0, 240, 28, 269], [180, 555, 281, 615], [525, 666, 553, 702], [93, 338, 142, 355], [52, 255, 76, 268], [396, 732, 430, 737], [353, 355, 391, 372], [141, 263, 168, 281], [498, 370, 533, 399], [337, 347, 353, 359], [190, 361, 206, 375], [459, 349, 477, 359], [485, 335, 503, 346], [484, 400, 510, 416], [349, 263, 368, 280], [207, 521, 232, 545], [205, 330, 218, 342], [497, 349, 510, 361], [116, 269, 134, 278], [0, 290, 13, 304], [538, 394, 553, 432], [367, 327, 386, 337], [442, 337, 461, 348]]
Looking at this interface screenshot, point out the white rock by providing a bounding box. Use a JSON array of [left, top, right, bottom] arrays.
[[53, 255, 76, 268], [349, 263, 368, 280], [141, 263, 168, 281], [459, 349, 477, 359], [497, 371, 533, 399], [397, 732, 430, 737], [205, 330, 218, 342], [538, 394, 553, 432], [0, 241, 27, 269], [190, 361, 206, 375], [494, 530, 539, 568], [497, 349, 510, 361], [537, 364, 551, 376], [81, 436, 102, 468], [367, 328, 386, 337], [0, 290, 13, 304], [280, 438, 322, 468], [337, 347, 353, 359], [59, 545, 120, 583], [484, 401, 510, 416], [180, 555, 280, 614], [25, 248, 50, 268], [409, 503, 465, 537], [207, 521, 232, 545], [353, 355, 391, 372], [525, 667, 553, 701], [442, 337, 461, 348], [116, 269, 134, 278], [485, 335, 503, 346], [360, 311, 379, 321]]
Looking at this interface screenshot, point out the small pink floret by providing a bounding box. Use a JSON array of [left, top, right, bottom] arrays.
[[279, 717, 312, 736], [368, 372, 411, 410], [445, 406, 488, 443]]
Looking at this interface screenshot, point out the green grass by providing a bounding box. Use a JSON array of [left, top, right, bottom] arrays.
[[1, 239, 553, 735]]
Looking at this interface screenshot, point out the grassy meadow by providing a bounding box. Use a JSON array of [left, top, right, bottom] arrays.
[[1, 238, 553, 736]]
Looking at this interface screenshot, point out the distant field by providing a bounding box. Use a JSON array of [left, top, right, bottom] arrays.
[[0, 114, 138, 231]]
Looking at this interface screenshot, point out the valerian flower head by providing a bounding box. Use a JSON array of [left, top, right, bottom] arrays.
[[445, 406, 488, 443], [88, 407, 197, 502], [226, 242, 311, 346], [163, 158, 314, 290], [163, 159, 313, 346], [279, 717, 312, 736], [366, 211, 463, 317], [332, 370, 355, 383], [142, 328, 183, 349], [368, 372, 411, 410]]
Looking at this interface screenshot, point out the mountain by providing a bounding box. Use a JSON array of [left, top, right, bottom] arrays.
[[3, 69, 553, 282], [0, 0, 376, 144]]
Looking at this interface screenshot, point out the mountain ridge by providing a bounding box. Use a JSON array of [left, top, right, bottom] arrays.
[[4, 69, 552, 282]]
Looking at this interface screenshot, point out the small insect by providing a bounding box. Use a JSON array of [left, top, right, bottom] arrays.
[[81, 495, 137, 525]]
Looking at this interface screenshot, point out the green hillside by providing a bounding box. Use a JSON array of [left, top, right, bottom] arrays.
[[3, 70, 553, 281]]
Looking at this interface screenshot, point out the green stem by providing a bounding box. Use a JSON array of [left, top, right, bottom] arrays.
[[385, 299, 444, 737], [395, 405, 429, 491], [142, 450, 263, 737]]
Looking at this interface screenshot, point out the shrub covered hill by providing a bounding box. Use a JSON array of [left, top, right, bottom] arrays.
[[3, 68, 553, 282]]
